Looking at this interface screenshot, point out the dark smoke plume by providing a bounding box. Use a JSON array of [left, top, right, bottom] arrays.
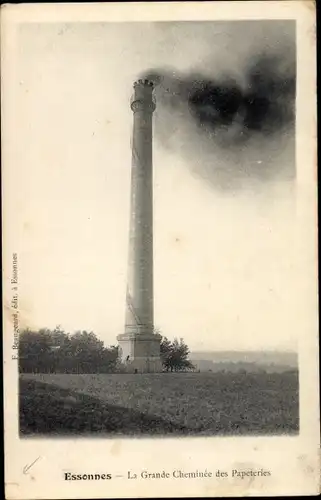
[[141, 50, 296, 190]]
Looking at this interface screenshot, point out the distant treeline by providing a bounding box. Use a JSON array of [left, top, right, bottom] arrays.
[[19, 328, 118, 374], [18, 327, 194, 374]]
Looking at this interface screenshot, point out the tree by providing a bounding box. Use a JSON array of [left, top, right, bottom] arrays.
[[19, 329, 54, 373], [100, 345, 119, 373], [160, 336, 195, 372], [160, 336, 173, 372], [53, 330, 111, 373], [18, 328, 119, 374]]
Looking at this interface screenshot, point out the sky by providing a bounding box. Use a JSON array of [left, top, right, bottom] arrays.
[[12, 21, 298, 351]]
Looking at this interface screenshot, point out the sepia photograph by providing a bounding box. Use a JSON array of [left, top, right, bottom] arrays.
[[15, 19, 299, 438], [2, 2, 318, 499]]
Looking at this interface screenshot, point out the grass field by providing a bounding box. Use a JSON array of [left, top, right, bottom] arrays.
[[20, 371, 299, 437]]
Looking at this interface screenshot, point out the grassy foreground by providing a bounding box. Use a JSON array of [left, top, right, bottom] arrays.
[[20, 378, 189, 436], [20, 371, 299, 436]]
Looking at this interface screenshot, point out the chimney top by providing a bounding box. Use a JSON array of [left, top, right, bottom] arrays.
[[133, 79, 154, 89]]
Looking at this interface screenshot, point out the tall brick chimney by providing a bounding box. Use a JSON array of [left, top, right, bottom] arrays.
[[117, 79, 162, 373]]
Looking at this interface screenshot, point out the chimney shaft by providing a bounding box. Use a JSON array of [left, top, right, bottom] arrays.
[[126, 79, 155, 335], [117, 79, 162, 373]]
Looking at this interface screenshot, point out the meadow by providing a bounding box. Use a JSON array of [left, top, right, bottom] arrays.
[[20, 371, 299, 437]]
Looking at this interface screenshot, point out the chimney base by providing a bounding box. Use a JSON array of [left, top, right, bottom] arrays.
[[117, 332, 162, 373]]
